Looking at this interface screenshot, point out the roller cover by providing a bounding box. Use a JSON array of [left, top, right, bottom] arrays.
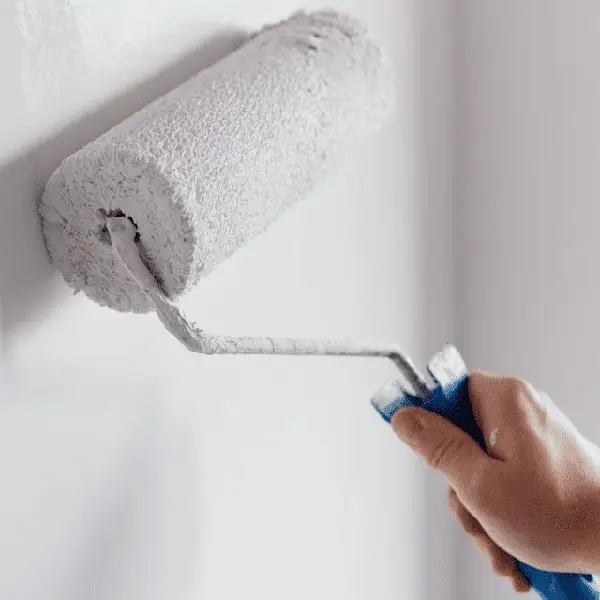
[[39, 10, 395, 312]]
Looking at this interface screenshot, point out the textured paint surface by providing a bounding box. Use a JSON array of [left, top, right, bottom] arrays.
[[40, 10, 394, 312], [0, 1, 455, 599]]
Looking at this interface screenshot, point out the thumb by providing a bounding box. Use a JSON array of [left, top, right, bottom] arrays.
[[391, 407, 493, 492]]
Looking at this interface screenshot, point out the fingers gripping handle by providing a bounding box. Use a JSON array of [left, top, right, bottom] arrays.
[[371, 347, 599, 600], [426, 378, 597, 600]]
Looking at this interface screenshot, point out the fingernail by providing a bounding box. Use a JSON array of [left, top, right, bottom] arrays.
[[391, 409, 424, 445]]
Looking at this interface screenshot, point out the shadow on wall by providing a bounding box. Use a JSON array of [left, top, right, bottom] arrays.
[[0, 28, 246, 345]]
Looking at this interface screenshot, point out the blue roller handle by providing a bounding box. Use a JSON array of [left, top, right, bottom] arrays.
[[386, 375, 599, 600]]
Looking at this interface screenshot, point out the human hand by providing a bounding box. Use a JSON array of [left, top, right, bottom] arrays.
[[391, 372, 600, 592]]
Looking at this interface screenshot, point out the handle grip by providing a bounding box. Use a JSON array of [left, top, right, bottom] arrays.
[[381, 376, 599, 600]]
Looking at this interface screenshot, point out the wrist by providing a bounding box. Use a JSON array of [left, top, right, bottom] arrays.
[[586, 497, 600, 572], [574, 473, 600, 573]]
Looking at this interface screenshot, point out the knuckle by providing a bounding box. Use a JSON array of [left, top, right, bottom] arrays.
[[469, 369, 489, 383], [505, 378, 538, 419], [469, 372, 533, 408], [468, 370, 489, 395], [460, 516, 479, 537], [469, 371, 504, 413], [504, 376, 529, 398], [426, 436, 466, 471], [465, 465, 495, 507]]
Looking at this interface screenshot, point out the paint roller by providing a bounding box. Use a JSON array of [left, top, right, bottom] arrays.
[[36, 10, 600, 598], [38, 9, 428, 395]]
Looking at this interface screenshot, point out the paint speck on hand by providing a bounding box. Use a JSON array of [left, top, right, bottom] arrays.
[[489, 428, 498, 446]]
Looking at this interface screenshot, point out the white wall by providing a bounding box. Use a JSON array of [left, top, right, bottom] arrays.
[[457, 2, 600, 597], [0, 1, 458, 599]]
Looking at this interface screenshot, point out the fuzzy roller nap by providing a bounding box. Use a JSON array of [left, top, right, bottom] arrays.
[[38, 10, 426, 393]]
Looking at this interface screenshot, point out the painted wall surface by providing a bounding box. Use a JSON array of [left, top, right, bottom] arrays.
[[0, 1, 457, 599], [457, 2, 600, 598]]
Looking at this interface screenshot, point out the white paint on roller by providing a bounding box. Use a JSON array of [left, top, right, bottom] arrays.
[[38, 7, 427, 389], [489, 428, 498, 447], [39, 10, 394, 313]]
